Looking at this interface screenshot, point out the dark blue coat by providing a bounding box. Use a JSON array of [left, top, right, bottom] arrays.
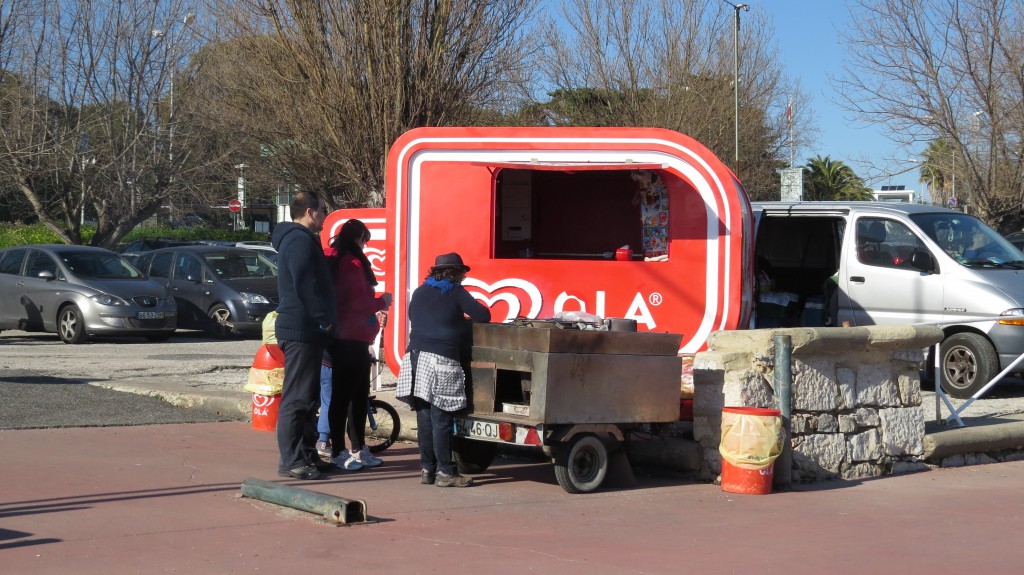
[[271, 222, 336, 345]]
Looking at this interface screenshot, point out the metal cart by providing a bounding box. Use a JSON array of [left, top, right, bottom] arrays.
[[453, 322, 682, 493]]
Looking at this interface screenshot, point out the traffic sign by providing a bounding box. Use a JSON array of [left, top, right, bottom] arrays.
[[228, 199, 242, 213], [947, 197, 958, 208]]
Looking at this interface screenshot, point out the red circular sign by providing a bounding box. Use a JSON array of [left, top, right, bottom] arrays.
[[228, 199, 242, 213]]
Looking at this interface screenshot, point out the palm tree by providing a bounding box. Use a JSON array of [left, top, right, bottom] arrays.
[[802, 155, 874, 201], [920, 140, 955, 207]]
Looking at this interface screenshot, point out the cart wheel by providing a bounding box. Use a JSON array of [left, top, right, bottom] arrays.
[[452, 436, 497, 474], [554, 434, 608, 494]]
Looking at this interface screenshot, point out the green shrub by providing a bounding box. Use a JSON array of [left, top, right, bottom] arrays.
[[0, 222, 271, 249], [0, 223, 63, 248]]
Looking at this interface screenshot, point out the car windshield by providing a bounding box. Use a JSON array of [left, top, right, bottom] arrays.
[[910, 213, 1024, 267], [62, 252, 142, 279], [203, 252, 278, 279]]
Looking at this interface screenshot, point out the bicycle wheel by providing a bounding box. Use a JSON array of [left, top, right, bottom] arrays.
[[365, 399, 401, 454]]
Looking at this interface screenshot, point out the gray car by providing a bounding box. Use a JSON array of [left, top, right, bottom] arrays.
[[0, 245, 177, 343], [132, 245, 278, 337]]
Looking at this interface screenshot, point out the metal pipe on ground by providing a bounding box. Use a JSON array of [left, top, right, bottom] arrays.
[[240, 478, 367, 525], [773, 334, 793, 490]]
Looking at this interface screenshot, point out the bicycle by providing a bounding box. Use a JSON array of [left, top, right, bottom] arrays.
[[364, 395, 401, 453]]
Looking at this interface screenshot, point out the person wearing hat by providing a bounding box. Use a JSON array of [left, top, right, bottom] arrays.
[[395, 252, 491, 487]]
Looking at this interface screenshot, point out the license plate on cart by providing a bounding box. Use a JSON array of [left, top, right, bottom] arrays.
[[136, 311, 164, 319], [454, 418, 501, 440]]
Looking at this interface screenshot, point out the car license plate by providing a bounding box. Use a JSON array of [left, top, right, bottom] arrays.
[[454, 418, 501, 440], [137, 311, 164, 320]]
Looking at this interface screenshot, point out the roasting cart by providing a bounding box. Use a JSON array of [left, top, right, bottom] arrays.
[[453, 321, 683, 493]]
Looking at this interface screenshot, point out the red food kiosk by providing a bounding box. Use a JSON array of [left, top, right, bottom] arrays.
[[370, 126, 754, 373]]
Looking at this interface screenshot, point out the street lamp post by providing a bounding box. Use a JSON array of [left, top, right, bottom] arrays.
[[152, 12, 195, 207], [235, 163, 248, 230], [723, 1, 749, 173]]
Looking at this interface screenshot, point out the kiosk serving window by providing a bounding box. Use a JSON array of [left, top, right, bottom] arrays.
[[490, 165, 670, 261]]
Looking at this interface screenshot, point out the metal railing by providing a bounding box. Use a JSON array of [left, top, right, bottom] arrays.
[[922, 315, 1024, 427]]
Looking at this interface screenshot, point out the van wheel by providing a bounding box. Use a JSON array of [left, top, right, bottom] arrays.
[[940, 333, 997, 399]]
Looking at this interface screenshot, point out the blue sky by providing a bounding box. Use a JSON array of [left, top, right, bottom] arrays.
[[769, 1, 922, 194], [536, 1, 923, 196]]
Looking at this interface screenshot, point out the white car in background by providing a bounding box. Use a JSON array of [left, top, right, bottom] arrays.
[[235, 241, 277, 263]]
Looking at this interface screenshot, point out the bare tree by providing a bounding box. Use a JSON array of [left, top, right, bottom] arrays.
[[535, 0, 813, 198], [205, 0, 539, 208], [837, 0, 1024, 229], [0, 0, 230, 247]]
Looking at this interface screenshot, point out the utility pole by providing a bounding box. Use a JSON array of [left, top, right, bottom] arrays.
[[723, 1, 749, 174], [235, 163, 248, 230], [153, 12, 196, 221]]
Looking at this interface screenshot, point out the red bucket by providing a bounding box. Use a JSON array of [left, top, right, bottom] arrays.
[[721, 460, 774, 495], [251, 393, 280, 431], [720, 406, 781, 495]]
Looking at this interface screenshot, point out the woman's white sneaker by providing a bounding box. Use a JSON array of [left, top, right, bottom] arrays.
[[330, 450, 363, 471], [354, 447, 383, 467]]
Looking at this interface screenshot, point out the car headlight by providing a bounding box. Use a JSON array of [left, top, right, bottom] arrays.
[[91, 294, 129, 306], [240, 292, 271, 305], [998, 308, 1024, 326]]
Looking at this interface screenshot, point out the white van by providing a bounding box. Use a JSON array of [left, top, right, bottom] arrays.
[[752, 201, 1024, 398]]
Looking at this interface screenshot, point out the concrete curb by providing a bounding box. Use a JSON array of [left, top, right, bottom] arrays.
[[924, 419, 1024, 461], [90, 379, 252, 421]]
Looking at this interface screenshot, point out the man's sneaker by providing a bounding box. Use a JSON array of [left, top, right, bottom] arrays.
[[354, 447, 383, 467], [310, 458, 336, 472], [316, 440, 331, 459], [331, 450, 363, 471], [421, 469, 436, 485], [435, 472, 473, 488], [279, 464, 321, 480]]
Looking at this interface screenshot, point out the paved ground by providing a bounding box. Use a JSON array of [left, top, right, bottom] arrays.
[[4, 330, 1024, 572], [2, 421, 1023, 574]]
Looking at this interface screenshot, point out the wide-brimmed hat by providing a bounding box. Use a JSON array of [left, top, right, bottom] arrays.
[[430, 252, 470, 272]]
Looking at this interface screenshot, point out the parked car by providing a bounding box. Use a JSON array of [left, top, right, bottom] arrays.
[[171, 215, 210, 229], [235, 241, 273, 249], [1004, 231, 1024, 252], [118, 238, 195, 265], [234, 241, 277, 263], [132, 245, 278, 337], [0, 245, 177, 343]]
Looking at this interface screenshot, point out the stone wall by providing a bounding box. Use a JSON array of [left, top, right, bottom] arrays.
[[692, 326, 943, 482]]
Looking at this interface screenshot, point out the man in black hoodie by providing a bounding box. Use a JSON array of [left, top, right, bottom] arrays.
[[271, 191, 337, 480]]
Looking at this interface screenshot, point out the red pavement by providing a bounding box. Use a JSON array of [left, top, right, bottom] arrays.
[[2, 422, 1023, 574]]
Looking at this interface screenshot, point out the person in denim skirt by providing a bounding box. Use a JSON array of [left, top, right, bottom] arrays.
[[395, 252, 490, 487]]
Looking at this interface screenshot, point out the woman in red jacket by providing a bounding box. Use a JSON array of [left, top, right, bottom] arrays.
[[324, 219, 392, 469]]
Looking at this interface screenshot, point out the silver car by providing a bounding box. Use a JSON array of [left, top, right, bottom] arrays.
[[0, 245, 177, 343]]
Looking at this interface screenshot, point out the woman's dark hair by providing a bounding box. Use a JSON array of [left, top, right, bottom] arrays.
[[330, 219, 376, 286], [427, 267, 466, 283]]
